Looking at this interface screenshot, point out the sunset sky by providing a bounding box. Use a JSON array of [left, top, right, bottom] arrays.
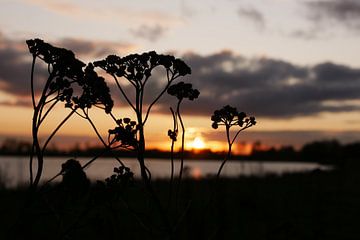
[[1, 0, 360, 154]]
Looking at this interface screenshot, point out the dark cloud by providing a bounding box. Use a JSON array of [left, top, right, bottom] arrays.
[[2, 33, 360, 119], [238, 7, 265, 30], [130, 24, 167, 42], [0, 36, 34, 97], [158, 51, 360, 118], [306, 0, 360, 31], [0, 34, 135, 103]]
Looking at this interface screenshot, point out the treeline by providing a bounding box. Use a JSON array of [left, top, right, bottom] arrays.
[[1, 138, 360, 165], [251, 139, 360, 165]]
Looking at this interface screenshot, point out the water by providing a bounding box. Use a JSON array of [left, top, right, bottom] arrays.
[[0, 156, 332, 187]]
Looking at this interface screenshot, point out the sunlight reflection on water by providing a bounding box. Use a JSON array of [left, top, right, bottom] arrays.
[[0, 156, 332, 187]]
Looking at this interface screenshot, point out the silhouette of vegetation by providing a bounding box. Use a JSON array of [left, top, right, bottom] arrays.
[[2, 38, 360, 239], [20, 38, 258, 238], [167, 81, 199, 207], [211, 105, 256, 178]]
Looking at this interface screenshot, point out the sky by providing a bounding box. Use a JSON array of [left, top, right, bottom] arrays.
[[1, 0, 360, 153]]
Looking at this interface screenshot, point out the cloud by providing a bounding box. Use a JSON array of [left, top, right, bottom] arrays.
[[155, 51, 360, 118], [2, 32, 360, 119], [129, 25, 167, 42], [57, 38, 136, 59], [238, 7, 265, 30], [0, 33, 135, 104], [306, 0, 360, 32], [25, 0, 183, 26]]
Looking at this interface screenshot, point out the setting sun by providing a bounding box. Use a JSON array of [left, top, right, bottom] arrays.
[[191, 137, 206, 149]]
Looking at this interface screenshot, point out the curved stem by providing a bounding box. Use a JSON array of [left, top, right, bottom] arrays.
[[30, 55, 36, 108], [32, 106, 43, 188], [216, 125, 232, 179], [176, 100, 185, 207]]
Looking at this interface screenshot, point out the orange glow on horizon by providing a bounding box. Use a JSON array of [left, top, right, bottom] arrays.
[[191, 137, 205, 150]]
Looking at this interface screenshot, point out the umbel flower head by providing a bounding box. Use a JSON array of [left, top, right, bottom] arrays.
[[26, 38, 85, 80], [167, 81, 200, 101], [108, 118, 138, 148], [93, 51, 191, 82], [26, 39, 114, 114], [71, 63, 114, 113], [211, 105, 256, 130]]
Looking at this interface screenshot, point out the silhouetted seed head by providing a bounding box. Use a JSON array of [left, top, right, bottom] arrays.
[[93, 51, 192, 83], [105, 165, 134, 189], [72, 63, 114, 113], [26, 38, 85, 80], [108, 118, 138, 148], [26, 39, 114, 114], [211, 105, 256, 130], [168, 129, 178, 141], [167, 81, 200, 101]]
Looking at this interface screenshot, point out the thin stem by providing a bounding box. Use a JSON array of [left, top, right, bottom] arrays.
[[230, 123, 252, 146], [112, 74, 136, 111], [38, 99, 59, 126], [30, 55, 36, 109], [84, 110, 126, 167], [168, 107, 177, 208], [216, 125, 232, 179], [176, 100, 185, 207], [82, 147, 109, 169], [84, 110, 107, 146], [143, 78, 174, 125], [41, 109, 75, 155], [29, 144, 35, 186]]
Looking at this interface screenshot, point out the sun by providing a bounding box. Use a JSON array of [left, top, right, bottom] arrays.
[[192, 137, 205, 150]]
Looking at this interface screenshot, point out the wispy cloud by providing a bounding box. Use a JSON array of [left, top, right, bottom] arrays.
[[58, 38, 137, 58], [25, 0, 183, 26], [129, 25, 168, 42], [238, 7, 265, 30], [306, 0, 360, 32]]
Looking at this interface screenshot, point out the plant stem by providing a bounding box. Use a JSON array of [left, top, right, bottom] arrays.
[[216, 125, 232, 179], [168, 107, 177, 208], [176, 100, 185, 207]]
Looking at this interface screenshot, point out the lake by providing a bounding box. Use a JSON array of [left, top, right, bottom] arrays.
[[0, 156, 332, 187]]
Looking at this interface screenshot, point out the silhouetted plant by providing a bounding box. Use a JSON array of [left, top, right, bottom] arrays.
[[94, 51, 193, 233], [211, 105, 256, 178], [105, 166, 134, 190], [27, 39, 87, 187], [94, 52, 191, 182], [25, 38, 260, 239], [167, 81, 199, 206]]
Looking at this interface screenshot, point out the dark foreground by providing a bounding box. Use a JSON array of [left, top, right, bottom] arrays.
[[1, 161, 360, 240]]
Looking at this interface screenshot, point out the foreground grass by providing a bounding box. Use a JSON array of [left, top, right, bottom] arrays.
[[1, 161, 360, 240]]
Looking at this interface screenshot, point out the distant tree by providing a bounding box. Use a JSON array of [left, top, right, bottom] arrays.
[[301, 140, 342, 165]]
